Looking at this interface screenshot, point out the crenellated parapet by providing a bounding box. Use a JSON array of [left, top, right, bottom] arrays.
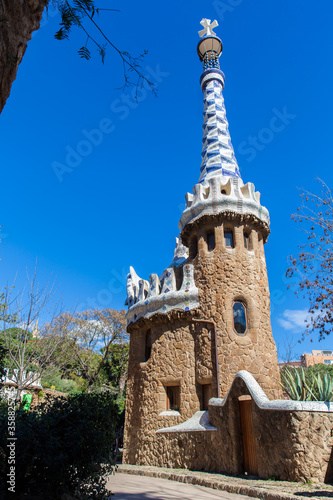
[[179, 175, 269, 233], [126, 238, 199, 325]]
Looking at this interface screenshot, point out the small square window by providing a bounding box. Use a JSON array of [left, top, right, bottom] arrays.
[[166, 386, 180, 411]]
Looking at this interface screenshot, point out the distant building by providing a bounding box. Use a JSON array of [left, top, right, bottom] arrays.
[[301, 350, 333, 367]]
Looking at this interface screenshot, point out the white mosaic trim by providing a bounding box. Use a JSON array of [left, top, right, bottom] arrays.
[[210, 370, 333, 413], [126, 261, 199, 325], [159, 410, 181, 417], [179, 176, 269, 232], [156, 410, 217, 434]]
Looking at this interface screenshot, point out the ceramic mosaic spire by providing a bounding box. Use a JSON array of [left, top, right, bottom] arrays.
[[198, 19, 241, 183], [179, 19, 269, 233]]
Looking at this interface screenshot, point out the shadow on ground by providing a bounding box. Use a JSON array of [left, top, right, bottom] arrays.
[[294, 493, 333, 498]]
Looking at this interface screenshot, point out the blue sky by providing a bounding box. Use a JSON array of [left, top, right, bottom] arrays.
[[1, 0, 332, 360]]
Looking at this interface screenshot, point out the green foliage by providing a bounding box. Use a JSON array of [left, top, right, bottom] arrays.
[[312, 371, 333, 402], [307, 363, 333, 379], [281, 367, 314, 401], [69, 371, 89, 392], [0, 327, 32, 343], [50, 0, 156, 93], [42, 368, 79, 393], [281, 365, 333, 401], [0, 344, 5, 396], [0, 392, 120, 498], [103, 342, 129, 390]]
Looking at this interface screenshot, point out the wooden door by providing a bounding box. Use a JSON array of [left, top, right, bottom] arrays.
[[239, 397, 258, 475]]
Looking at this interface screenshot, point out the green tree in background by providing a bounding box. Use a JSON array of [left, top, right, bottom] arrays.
[[46, 308, 127, 393]]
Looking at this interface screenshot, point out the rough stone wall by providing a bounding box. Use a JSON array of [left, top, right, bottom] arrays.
[[126, 375, 333, 483], [123, 312, 216, 465], [0, 0, 45, 113], [183, 216, 282, 400]]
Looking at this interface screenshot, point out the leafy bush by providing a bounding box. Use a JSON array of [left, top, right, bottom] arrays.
[[281, 365, 333, 401], [0, 392, 120, 498]]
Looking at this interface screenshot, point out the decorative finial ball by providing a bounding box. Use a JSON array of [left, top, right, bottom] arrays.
[[197, 18, 223, 62]]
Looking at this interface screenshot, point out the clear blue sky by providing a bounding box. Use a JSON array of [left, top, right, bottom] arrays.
[[1, 0, 332, 360]]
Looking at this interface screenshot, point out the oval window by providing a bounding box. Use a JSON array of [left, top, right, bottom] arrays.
[[233, 302, 247, 335]]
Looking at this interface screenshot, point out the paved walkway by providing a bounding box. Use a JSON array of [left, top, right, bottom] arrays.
[[107, 472, 253, 499], [108, 464, 333, 500]]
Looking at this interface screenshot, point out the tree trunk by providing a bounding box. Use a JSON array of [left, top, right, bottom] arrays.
[[118, 369, 127, 397], [0, 0, 45, 113]]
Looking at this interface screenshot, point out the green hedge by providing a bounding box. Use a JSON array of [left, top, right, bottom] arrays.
[[0, 392, 120, 499]]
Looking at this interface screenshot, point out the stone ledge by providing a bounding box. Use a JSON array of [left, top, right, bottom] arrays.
[[117, 464, 333, 500], [156, 410, 217, 433]]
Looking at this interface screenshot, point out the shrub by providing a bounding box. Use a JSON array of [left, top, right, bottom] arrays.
[[281, 366, 333, 401], [0, 392, 120, 498], [42, 369, 79, 393]]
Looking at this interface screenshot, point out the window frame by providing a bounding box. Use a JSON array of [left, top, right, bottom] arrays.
[[189, 235, 198, 260], [224, 228, 234, 249], [232, 300, 248, 335], [207, 231, 215, 252], [166, 385, 180, 411], [243, 230, 250, 250], [200, 383, 212, 411], [145, 329, 152, 361]]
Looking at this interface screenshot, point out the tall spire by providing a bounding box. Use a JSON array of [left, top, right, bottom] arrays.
[[197, 19, 241, 183], [178, 19, 269, 234]]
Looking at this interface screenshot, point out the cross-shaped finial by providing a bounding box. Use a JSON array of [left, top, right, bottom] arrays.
[[198, 18, 219, 38]]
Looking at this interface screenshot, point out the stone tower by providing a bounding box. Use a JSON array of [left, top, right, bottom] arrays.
[[123, 19, 281, 467]]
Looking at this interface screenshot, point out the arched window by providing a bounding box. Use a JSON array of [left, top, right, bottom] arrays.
[[224, 228, 234, 248], [233, 302, 247, 335], [145, 329, 152, 361], [189, 236, 198, 260], [207, 231, 215, 251]]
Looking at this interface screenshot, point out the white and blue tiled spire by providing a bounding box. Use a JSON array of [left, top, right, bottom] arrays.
[[197, 19, 241, 183], [178, 19, 270, 232]]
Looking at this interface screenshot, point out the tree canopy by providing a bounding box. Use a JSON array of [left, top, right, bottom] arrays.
[[286, 179, 333, 340]]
